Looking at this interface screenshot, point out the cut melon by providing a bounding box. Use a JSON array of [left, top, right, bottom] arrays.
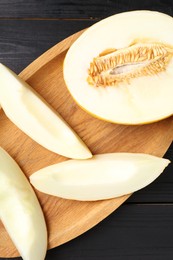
[[64, 11, 173, 125], [0, 147, 47, 260], [30, 153, 170, 201], [0, 63, 92, 159]]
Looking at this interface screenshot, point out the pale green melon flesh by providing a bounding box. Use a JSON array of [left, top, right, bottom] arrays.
[[0, 147, 47, 260], [0, 63, 92, 159], [30, 153, 170, 201]]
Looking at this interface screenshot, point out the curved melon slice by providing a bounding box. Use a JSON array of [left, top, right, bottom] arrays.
[[30, 153, 170, 201], [64, 11, 173, 124], [0, 147, 47, 260], [0, 63, 92, 159]]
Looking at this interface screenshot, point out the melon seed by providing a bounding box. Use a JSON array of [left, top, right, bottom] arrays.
[[87, 42, 173, 87]]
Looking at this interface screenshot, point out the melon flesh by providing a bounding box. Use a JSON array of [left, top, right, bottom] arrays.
[[64, 11, 173, 124], [0, 63, 92, 159], [30, 153, 170, 201], [0, 147, 47, 260]]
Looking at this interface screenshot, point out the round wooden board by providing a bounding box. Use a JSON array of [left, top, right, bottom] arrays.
[[0, 30, 173, 257]]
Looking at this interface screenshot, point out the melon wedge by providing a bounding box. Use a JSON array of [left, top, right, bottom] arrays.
[[0, 147, 47, 260], [64, 11, 173, 125], [30, 153, 170, 201], [0, 63, 92, 159]]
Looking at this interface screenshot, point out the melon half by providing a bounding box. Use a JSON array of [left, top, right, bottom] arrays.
[[63, 11, 173, 125]]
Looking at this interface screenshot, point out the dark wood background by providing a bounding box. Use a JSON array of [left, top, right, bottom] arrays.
[[0, 1, 173, 259]]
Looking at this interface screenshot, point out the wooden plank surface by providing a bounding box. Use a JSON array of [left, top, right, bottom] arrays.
[[0, 1, 173, 259], [0, 20, 95, 73], [46, 204, 173, 260], [1, 204, 173, 260], [0, 0, 172, 19]]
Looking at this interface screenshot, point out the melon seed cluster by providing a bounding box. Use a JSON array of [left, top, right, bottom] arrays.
[[88, 42, 173, 87]]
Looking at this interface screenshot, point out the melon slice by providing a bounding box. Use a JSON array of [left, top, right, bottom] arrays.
[[0, 63, 92, 159], [30, 153, 170, 201], [64, 11, 173, 125], [0, 147, 47, 260]]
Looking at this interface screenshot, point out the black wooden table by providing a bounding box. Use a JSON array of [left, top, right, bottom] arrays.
[[0, 1, 173, 259]]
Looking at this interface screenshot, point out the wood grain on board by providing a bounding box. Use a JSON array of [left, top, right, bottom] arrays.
[[0, 29, 173, 257]]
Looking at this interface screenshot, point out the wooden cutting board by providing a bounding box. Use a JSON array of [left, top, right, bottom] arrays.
[[0, 29, 173, 258]]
